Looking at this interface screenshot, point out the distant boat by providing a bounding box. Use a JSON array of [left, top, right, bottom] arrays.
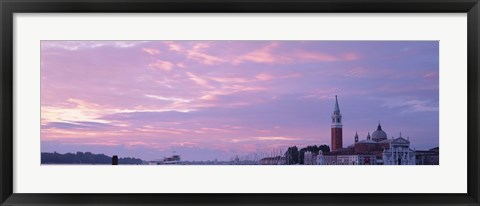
[[163, 155, 182, 164], [148, 155, 183, 165]]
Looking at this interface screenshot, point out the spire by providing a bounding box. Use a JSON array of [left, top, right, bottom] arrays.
[[367, 132, 371, 140], [333, 95, 340, 114], [377, 122, 382, 130], [355, 132, 359, 143]]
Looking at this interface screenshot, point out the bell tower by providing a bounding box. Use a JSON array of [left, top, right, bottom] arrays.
[[331, 95, 343, 151]]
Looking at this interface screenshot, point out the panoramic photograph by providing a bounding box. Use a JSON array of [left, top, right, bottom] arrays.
[[40, 40, 439, 165]]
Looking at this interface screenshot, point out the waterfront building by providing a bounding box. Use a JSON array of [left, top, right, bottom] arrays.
[[303, 151, 316, 165], [316, 151, 325, 165], [415, 147, 439, 165], [316, 150, 376, 165], [321, 95, 420, 165], [316, 151, 339, 165], [382, 135, 416, 165]]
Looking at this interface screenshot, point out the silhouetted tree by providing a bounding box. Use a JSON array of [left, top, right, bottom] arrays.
[[285, 146, 299, 165], [318, 144, 330, 153]]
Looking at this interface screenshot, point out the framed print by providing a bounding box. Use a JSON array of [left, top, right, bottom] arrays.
[[1, 0, 479, 205]]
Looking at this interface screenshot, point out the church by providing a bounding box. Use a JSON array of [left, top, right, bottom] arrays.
[[316, 96, 416, 165]]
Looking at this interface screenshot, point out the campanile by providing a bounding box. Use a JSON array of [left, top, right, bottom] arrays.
[[331, 95, 343, 151]]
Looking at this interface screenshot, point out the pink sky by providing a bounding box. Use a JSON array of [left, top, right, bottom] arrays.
[[41, 41, 439, 161]]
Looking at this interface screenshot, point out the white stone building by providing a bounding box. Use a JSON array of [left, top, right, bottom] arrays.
[[382, 136, 416, 165], [303, 151, 317, 165]]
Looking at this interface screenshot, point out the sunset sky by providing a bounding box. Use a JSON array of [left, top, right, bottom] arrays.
[[41, 41, 439, 161]]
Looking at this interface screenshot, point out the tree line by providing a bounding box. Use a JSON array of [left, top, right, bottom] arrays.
[[41, 152, 143, 165]]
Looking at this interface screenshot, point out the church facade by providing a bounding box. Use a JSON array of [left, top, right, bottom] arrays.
[[316, 96, 416, 165]]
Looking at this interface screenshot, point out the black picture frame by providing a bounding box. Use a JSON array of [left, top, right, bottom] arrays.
[[1, 0, 479, 205]]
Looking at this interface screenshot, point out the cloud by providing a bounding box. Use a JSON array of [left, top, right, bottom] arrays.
[[136, 127, 186, 135], [200, 94, 217, 101], [41, 98, 111, 125], [142, 48, 160, 55], [42, 41, 148, 51], [379, 98, 439, 113], [376, 83, 438, 94], [144, 94, 192, 103], [299, 88, 338, 100], [222, 85, 265, 93], [185, 72, 212, 88], [196, 84, 267, 104], [344, 52, 360, 61], [209, 72, 296, 84], [255, 73, 274, 81], [102, 111, 194, 123], [159, 41, 360, 67], [154, 79, 174, 88], [164, 41, 183, 52], [281, 73, 302, 79], [113, 108, 195, 114], [209, 76, 250, 84], [423, 71, 438, 79], [233, 42, 288, 64], [148, 60, 175, 71], [255, 136, 298, 141], [186, 43, 225, 65], [232, 42, 360, 65], [231, 136, 299, 143], [295, 50, 338, 61], [345, 67, 368, 77], [176, 63, 186, 68], [43, 121, 114, 130], [163, 42, 225, 65], [201, 127, 232, 132], [294, 50, 360, 62]]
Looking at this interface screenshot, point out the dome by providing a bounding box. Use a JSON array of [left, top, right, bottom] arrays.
[[372, 123, 387, 142]]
